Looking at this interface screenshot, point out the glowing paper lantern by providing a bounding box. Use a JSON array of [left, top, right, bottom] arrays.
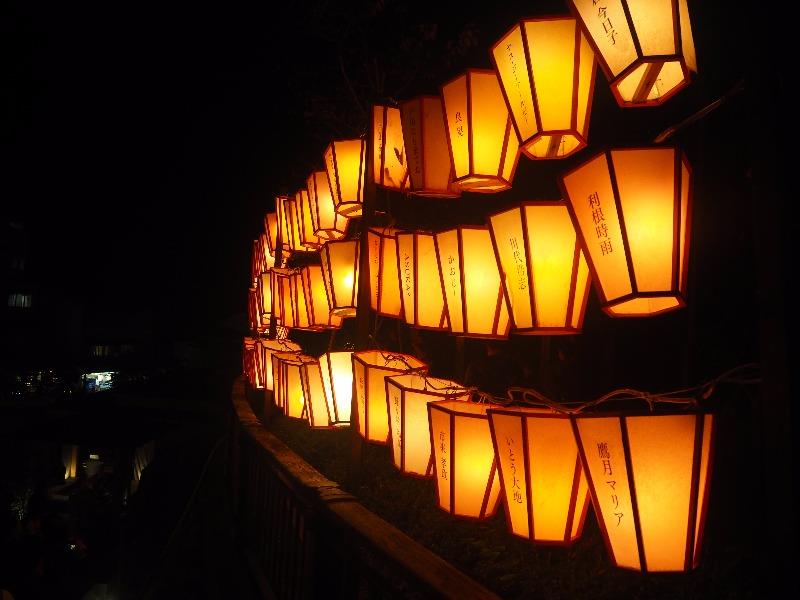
[[572, 411, 714, 572], [560, 146, 691, 317], [400, 96, 461, 198], [275, 195, 294, 256], [243, 337, 257, 386], [289, 271, 313, 330], [396, 231, 449, 330], [385, 374, 470, 477], [352, 351, 427, 444], [307, 171, 349, 241], [367, 228, 402, 318], [273, 353, 316, 419], [265, 212, 280, 256], [270, 268, 295, 327], [492, 17, 595, 159], [373, 105, 408, 191], [487, 407, 591, 544], [319, 351, 354, 425], [320, 239, 359, 318], [257, 272, 272, 328], [569, 0, 696, 107], [325, 139, 366, 217], [296, 189, 323, 250], [299, 265, 343, 329], [441, 69, 520, 193], [488, 202, 591, 334], [260, 339, 301, 391], [435, 226, 510, 338], [428, 400, 503, 519]]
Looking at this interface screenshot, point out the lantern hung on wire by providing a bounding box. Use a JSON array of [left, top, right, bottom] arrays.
[[318, 351, 355, 426], [441, 69, 520, 193], [488, 202, 591, 334], [352, 351, 428, 444], [260, 339, 301, 392], [325, 139, 366, 217], [428, 400, 503, 520], [270, 268, 295, 328], [307, 171, 349, 241], [265, 212, 281, 258], [400, 96, 461, 198], [572, 408, 715, 572], [273, 352, 316, 419], [296, 189, 323, 250], [568, 0, 697, 107], [299, 265, 343, 330], [487, 406, 591, 545], [275, 195, 294, 257], [492, 17, 596, 160], [396, 231, 449, 331], [367, 228, 403, 318], [435, 226, 511, 338], [385, 374, 470, 477], [373, 105, 409, 191], [559, 146, 691, 317], [319, 239, 359, 318], [299, 358, 335, 428]]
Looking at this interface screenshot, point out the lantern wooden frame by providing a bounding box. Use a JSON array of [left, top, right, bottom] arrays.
[[568, 0, 697, 107], [367, 227, 403, 318], [270, 268, 295, 328], [319, 351, 354, 426], [396, 231, 449, 331], [307, 170, 349, 241], [492, 16, 596, 160], [275, 195, 294, 256], [487, 406, 591, 545], [427, 400, 503, 520], [257, 272, 272, 328], [572, 410, 715, 572], [325, 139, 366, 217], [273, 352, 316, 419], [320, 239, 360, 318], [298, 265, 343, 330], [296, 189, 322, 250], [260, 339, 301, 392], [265, 212, 280, 256], [373, 104, 409, 191], [559, 146, 692, 317], [441, 69, 520, 193]]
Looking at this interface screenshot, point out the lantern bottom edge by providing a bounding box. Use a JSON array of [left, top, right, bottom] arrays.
[[604, 295, 685, 317], [522, 134, 585, 161]]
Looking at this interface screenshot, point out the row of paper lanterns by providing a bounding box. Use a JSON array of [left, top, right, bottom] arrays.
[[242, 338, 713, 574]]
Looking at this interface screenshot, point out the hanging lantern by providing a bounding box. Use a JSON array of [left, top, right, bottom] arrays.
[[289, 271, 313, 330], [373, 105, 409, 191], [275, 195, 294, 256], [299, 265, 343, 330], [257, 272, 272, 328], [319, 239, 359, 318], [307, 171, 349, 241], [273, 352, 316, 419], [400, 96, 461, 198], [572, 410, 714, 572], [559, 146, 691, 317], [492, 17, 595, 160], [270, 268, 295, 328], [260, 339, 301, 391], [251, 239, 261, 285], [260, 233, 276, 271], [252, 338, 266, 389], [285, 195, 310, 253], [487, 406, 591, 545], [265, 212, 280, 256], [247, 287, 258, 332], [441, 69, 520, 193], [488, 202, 591, 334], [568, 0, 696, 107], [396, 231, 449, 330], [435, 226, 510, 338], [318, 351, 354, 426], [367, 227, 403, 318], [385, 374, 470, 477], [428, 400, 503, 519], [300, 358, 350, 429], [352, 351, 428, 444], [324, 139, 366, 217], [243, 337, 257, 387], [296, 189, 323, 250]]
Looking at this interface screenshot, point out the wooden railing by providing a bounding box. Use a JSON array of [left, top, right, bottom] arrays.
[[229, 377, 500, 600]]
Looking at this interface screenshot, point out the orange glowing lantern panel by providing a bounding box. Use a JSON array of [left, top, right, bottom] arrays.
[[320, 239, 359, 318], [289, 271, 312, 330], [270, 268, 295, 328], [492, 17, 595, 160], [373, 105, 408, 191], [367, 228, 402, 318], [300, 265, 343, 330], [265, 212, 280, 256], [307, 170, 349, 241], [428, 400, 503, 519], [441, 69, 520, 193], [385, 374, 470, 477], [274, 353, 316, 419], [396, 232, 449, 330], [435, 226, 510, 338], [560, 146, 691, 317], [275, 195, 293, 255], [573, 412, 714, 572], [569, 0, 696, 107], [352, 351, 428, 444], [325, 139, 366, 217], [243, 337, 256, 386], [258, 272, 272, 327], [260, 339, 301, 392], [488, 407, 591, 544], [296, 189, 323, 250], [319, 351, 354, 425], [488, 202, 591, 334], [400, 96, 461, 198]]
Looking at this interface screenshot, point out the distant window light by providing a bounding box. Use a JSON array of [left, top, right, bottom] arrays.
[[8, 293, 32, 308], [10, 256, 25, 270]]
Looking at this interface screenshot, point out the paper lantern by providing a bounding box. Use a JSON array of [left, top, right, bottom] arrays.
[[367, 228, 403, 318], [285, 195, 311, 252], [428, 400, 503, 519], [324, 139, 366, 217], [275, 195, 294, 256], [560, 146, 691, 317], [435, 226, 510, 338], [572, 411, 714, 572], [319, 351, 354, 425], [488, 202, 591, 334], [307, 171, 349, 241], [400, 96, 461, 198], [352, 351, 428, 444], [247, 287, 259, 333], [396, 231, 449, 330], [260, 339, 301, 391], [299, 265, 343, 330], [487, 407, 591, 545], [257, 272, 272, 328], [441, 69, 520, 193], [296, 189, 323, 250], [270, 268, 295, 327], [385, 374, 470, 477], [243, 337, 257, 386], [569, 0, 696, 107], [265, 212, 280, 256], [260, 233, 276, 271], [373, 105, 408, 191], [289, 271, 313, 330], [492, 17, 595, 160], [273, 353, 316, 419], [320, 239, 359, 318]]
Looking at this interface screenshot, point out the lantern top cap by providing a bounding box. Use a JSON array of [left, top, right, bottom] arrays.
[[386, 373, 469, 395], [320, 350, 353, 359], [428, 399, 502, 416], [353, 350, 427, 370], [492, 13, 580, 44], [260, 339, 301, 351]]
